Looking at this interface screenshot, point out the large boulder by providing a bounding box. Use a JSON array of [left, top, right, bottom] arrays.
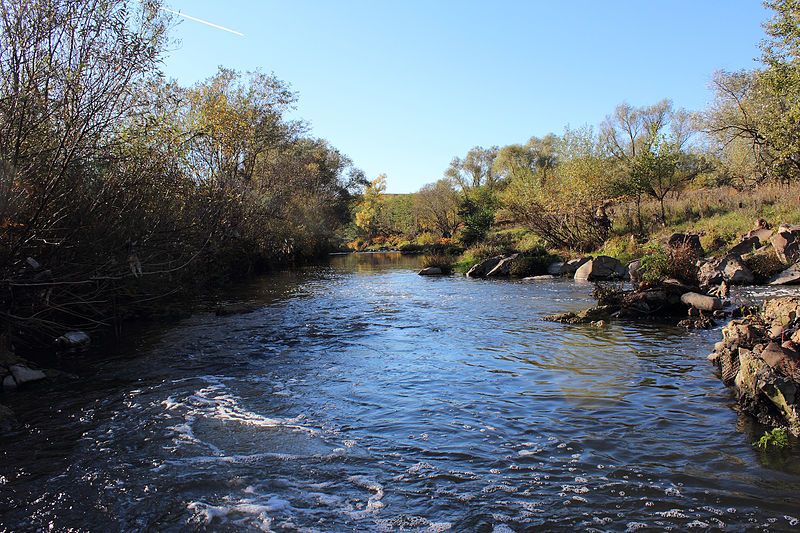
[[466, 256, 504, 278], [771, 224, 800, 264], [486, 254, 520, 277], [729, 236, 762, 257], [719, 254, 755, 285], [708, 296, 800, 435], [560, 257, 591, 277], [667, 233, 704, 256], [680, 292, 723, 312], [574, 255, 625, 281], [698, 255, 755, 287], [769, 263, 800, 285]]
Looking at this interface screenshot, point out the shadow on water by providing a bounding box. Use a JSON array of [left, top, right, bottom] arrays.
[[2, 252, 800, 531]]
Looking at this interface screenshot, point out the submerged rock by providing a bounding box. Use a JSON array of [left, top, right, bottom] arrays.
[[215, 303, 259, 316], [418, 267, 443, 276], [543, 305, 615, 325]]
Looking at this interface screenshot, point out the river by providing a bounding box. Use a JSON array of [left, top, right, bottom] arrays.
[[1, 253, 799, 531]]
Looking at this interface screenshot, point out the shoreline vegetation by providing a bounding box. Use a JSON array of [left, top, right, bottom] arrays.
[[3, 0, 800, 444]]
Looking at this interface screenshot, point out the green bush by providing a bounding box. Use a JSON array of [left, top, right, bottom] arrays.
[[754, 428, 790, 450], [639, 246, 671, 283]]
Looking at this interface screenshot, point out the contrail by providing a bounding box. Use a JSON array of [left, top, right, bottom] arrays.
[[160, 7, 244, 37]]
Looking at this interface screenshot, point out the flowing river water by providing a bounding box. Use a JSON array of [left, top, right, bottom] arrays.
[[1, 253, 800, 532]]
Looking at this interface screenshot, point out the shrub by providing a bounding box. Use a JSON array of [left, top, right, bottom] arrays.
[[754, 428, 790, 450], [638, 243, 699, 284], [416, 232, 438, 247], [421, 253, 454, 274]]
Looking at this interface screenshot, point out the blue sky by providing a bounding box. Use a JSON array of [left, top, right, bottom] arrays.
[[161, 1, 769, 193]]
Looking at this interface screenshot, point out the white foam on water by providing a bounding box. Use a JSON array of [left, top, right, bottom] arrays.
[[347, 475, 385, 517], [187, 495, 291, 530]]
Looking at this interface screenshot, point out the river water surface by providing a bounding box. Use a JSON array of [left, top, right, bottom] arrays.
[[2, 253, 800, 531]]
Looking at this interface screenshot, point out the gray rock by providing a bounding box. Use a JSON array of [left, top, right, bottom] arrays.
[[772, 224, 800, 263], [729, 236, 762, 257], [769, 263, 800, 285], [698, 260, 723, 288], [54, 330, 91, 350], [466, 256, 504, 278], [10, 364, 46, 385], [719, 254, 755, 284], [560, 257, 591, 277], [681, 292, 724, 312], [2, 374, 16, 391], [574, 255, 624, 281], [547, 261, 564, 275], [486, 254, 520, 277], [418, 267, 443, 276], [628, 260, 642, 287], [746, 227, 773, 242]]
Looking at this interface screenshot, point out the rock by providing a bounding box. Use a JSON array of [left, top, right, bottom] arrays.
[[543, 305, 614, 325], [769, 262, 800, 285], [763, 297, 800, 326], [574, 255, 625, 281], [745, 227, 773, 242], [466, 256, 504, 278], [667, 233, 704, 256], [771, 224, 800, 264], [709, 296, 800, 435], [628, 260, 642, 288], [54, 330, 91, 350], [547, 261, 564, 276], [215, 303, 259, 316], [10, 364, 46, 385], [560, 257, 591, 277], [680, 292, 723, 312], [486, 254, 520, 277], [697, 260, 723, 288], [678, 317, 715, 329], [2, 374, 16, 391], [418, 267, 443, 276], [729, 236, 762, 257], [719, 255, 755, 284]]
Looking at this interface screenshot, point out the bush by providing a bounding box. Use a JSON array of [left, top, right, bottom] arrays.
[[638, 243, 699, 284], [754, 428, 790, 450], [421, 253, 454, 274]]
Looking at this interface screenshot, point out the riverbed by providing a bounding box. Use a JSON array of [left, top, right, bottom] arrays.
[[1, 253, 799, 531]]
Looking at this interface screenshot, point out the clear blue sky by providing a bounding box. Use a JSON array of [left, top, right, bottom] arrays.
[[161, 1, 769, 193]]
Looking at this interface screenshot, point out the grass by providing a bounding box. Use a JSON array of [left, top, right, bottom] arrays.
[[421, 253, 455, 274]]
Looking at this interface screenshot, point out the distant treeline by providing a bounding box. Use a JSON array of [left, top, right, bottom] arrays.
[[349, 0, 800, 254]]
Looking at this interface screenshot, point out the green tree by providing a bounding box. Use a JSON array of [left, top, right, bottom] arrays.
[[413, 179, 461, 238]]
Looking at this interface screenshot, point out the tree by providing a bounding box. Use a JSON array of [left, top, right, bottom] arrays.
[[493, 134, 558, 185], [355, 174, 387, 238], [445, 146, 500, 191], [601, 100, 695, 232], [413, 179, 461, 238]]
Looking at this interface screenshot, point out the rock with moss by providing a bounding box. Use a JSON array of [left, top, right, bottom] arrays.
[[708, 296, 800, 435]]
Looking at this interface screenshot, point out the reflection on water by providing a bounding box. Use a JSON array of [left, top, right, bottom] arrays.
[[1, 253, 800, 531]]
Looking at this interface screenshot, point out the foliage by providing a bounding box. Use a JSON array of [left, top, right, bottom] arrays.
[[754, 427, 790, 450], [744, 252, 788, 283], [413, 179, 461, 237], [457, 188, 497, 246], [638, 246, 672, 283], [446, 146, 501, 191], [421, 253, 454, 274], [354, 175, 387, 238], [638, 243, 699, 284]]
